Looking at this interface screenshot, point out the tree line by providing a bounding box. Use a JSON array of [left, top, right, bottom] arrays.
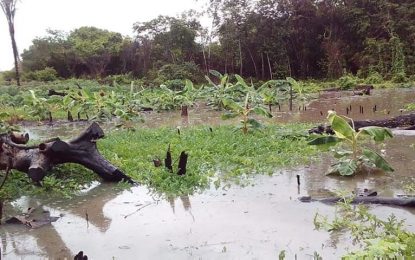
[[5, 0, 415, 83]]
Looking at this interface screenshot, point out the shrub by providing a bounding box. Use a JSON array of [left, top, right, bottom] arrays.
[[392, 72, 408, 83], [164, 79, 185, 90], [365, 71, 383, 84], [337, 74, 359, 90], [104, 73, 134, 86], [23, 67, 58, 82], [156, 62, 203, 83], [2, 70, 16, 82]]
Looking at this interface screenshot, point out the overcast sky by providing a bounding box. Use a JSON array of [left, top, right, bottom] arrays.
[[0, 0, 208, 71]]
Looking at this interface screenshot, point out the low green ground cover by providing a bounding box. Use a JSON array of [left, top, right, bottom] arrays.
[[100, 124, 315, 196], [1, 124, 316, 199]]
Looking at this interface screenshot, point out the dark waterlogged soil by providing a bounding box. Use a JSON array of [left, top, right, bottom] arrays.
[[2, 88, 415, 259]]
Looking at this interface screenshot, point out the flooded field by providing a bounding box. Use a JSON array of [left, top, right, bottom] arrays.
[[3, 88, 415, 259]]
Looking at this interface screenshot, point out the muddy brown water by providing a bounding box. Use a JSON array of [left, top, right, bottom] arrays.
[[2, 88, 415, 259]]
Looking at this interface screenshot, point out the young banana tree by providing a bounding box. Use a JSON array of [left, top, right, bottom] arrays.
[[204, 70, 248, 110], [173, 79, 199, 116], [308, 111, 394, 176], [257, 80, 290, 112], [222, 92, 272, 134]]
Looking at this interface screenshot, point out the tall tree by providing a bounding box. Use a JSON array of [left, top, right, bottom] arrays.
[[68, 27, 123, 78], [1, 0, 20, 85]]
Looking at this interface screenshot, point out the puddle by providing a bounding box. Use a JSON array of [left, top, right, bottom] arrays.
[[3, 87, 415, 258], [2, 166, 415, 259]]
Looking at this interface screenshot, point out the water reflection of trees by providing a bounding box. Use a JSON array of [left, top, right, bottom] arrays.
[[0, 184, 121, 258]]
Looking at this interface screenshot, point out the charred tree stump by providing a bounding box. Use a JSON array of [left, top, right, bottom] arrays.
[[165, 145, 173, 172], [177, 151, 188, 176], [181, 105, 188, 117], [0, 122, 134, 184], [68, 111, 74, 122]]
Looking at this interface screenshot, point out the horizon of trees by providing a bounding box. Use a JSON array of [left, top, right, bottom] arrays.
[[4, 0, 415, 83]]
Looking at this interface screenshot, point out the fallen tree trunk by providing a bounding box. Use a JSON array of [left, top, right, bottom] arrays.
[[309, 113, 415, 134], [0, 122, 134, 184], [353, 113, 415, 130], [299, 196, 415, 207]]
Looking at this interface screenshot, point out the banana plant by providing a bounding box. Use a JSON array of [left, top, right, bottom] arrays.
[[24, 90, 59, 121], [204, 70, 248, 110], [308, 111, 394, 176], [222, 92, 272, 134], [257, 80, 290, 112], [0, 112, 19, 133], [174, 79, 198, 107]]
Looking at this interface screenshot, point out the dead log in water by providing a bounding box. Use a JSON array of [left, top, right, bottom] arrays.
[[310, 113, 415, 134], [299, 196, 415, 207], [353, 113, 415, 130], [0, 122, 134, 184]]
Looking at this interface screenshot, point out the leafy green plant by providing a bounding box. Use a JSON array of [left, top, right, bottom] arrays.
[[101, 124, 316, 196], [222, 92, 272, 134], [392, 72, 408, 83], [337, 74, 359, 90], [314, 195, 415, 258], [23, 90, 60, 121], [23, 67, 58, 82], [365, 71, 383, 84], [173, 79, 199, 109], [203, 70, 248, 110], [308, 111, 394, 176], [0, 112, 19, 133]]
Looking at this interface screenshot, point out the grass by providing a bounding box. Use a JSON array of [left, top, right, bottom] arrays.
[[98, 124, 316, 196], [0, 124, 317, 199]]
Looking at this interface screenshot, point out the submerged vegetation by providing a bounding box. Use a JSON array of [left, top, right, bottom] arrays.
[[314, 195, 415, 258]]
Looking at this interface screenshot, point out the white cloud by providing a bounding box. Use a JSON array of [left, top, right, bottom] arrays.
[[0, 0, 208, 71]]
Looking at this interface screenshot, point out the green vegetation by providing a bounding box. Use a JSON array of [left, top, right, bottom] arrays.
[[99, 124, 315, 196], [314, 195, 415, 258], [0, 72, 318, 124], [309, 111, 394, 176], [1, 1, 413, 87], [0, 124, 316, 200]]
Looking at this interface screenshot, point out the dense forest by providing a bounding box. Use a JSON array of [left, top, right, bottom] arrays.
[[7, 0, 415, 83]]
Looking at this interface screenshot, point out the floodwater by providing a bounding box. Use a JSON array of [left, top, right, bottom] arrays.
[[3, 88, 415, 259]]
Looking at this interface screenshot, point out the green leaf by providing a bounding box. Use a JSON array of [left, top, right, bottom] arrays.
[[184, 79, 194, 91], [327, 111, 355, 141], [333, 150, 353, 159], [205, 75, 216, 86], [209, 70, 223, 79], [220, 74, 229, 88], [221, 112, 238, 120], [235, 74, 249, 89], [258, 80, 279, 91], [362, 148, 394, 172], [247, 118, 262, 128], [0, 112, 9, 119], [359, 126, 393, 142], [222, 98, 243, 113], [253, 107, 273, 118], [327, 159, 358, 176]]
